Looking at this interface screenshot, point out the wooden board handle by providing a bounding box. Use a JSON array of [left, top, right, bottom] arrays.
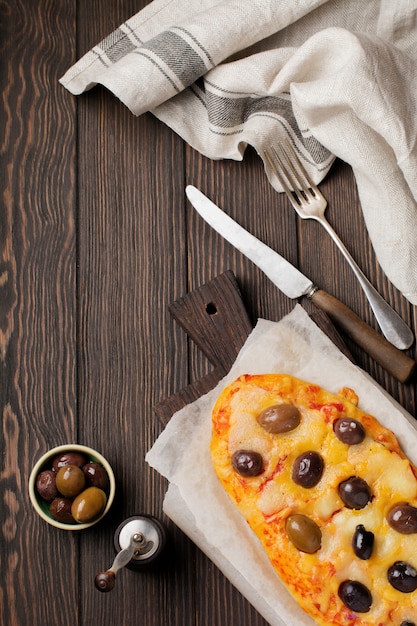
[[169, 270, 253, 372], [311, 289, 415, 383], [154, 271, 253, 424]]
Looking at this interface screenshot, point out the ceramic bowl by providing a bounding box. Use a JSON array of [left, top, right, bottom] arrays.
[[29, 444, 115, 530]]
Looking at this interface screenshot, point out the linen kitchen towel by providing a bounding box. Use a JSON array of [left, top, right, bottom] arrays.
[[60, 0, 417, 305]]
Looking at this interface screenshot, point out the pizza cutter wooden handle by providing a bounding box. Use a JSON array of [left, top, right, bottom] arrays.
[[310, 289, 415, 383]]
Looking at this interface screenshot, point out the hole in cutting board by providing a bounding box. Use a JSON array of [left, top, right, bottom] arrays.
[[206, 302, 217, 316]]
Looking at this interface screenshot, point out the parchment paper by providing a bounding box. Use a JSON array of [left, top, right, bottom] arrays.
[[146, 305, 417, 626]]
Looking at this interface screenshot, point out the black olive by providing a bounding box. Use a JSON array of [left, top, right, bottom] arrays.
[[338, 580, 372, 612], [387, 502, 417, 534], [400, 621, 416, 626], [387, 561, 417, 593], [36, 470, 58, 502], [49, 497, 76, 524], [333, 418, 365, 444], [352, 524, 374, 560], [231, 450, 263, 477], [338, 476, 371, 509], [291, 451, 324, 488], [52, 451, 88, 471], [83, 462, 110, 491]]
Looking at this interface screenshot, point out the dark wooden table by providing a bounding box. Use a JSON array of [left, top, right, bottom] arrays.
[[1, 2, 416, 625]]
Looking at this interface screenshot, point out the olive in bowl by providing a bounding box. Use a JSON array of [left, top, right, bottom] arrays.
[[29, 444, 115, 530]]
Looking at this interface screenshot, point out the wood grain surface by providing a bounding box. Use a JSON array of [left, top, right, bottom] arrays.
[[1, 2, 416, 626]]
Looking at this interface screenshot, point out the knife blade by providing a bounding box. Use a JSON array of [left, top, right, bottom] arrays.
[[186, 185, 415, 383]]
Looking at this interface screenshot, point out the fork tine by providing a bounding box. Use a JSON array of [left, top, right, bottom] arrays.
[[265, 141, 323, 208], [265, 146, 304, 204], [283, 139, 321, 197], [280, 144, 312, 199], [264, 149, 293, 197]]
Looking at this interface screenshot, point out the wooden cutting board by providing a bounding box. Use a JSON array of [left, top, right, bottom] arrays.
[[154, 270, 353, 425]]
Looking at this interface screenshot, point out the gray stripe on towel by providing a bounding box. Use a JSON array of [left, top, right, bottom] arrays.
[[141, 31, 208, 87], [98, 28, 137, 63]]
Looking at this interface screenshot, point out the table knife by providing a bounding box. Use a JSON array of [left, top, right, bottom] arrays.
[[185, 185, 415, 383]]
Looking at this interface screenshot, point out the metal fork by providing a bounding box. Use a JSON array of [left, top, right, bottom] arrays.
[[264, 142, 414, 350]]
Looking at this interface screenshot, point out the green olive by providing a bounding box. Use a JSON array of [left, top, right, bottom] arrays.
[[286, 513, 322, 553], [257, 403, 301, 434], [55, 465, 86, 498], [71, 487, 107, 523]]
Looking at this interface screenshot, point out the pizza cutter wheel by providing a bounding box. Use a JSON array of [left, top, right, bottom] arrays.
[[94, 515, 166, 592]]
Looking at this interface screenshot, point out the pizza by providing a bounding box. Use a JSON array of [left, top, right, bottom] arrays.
[[210, 373, 417, 626]]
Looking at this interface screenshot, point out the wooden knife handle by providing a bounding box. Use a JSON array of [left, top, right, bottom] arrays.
[[310, 289, 415, 383]]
